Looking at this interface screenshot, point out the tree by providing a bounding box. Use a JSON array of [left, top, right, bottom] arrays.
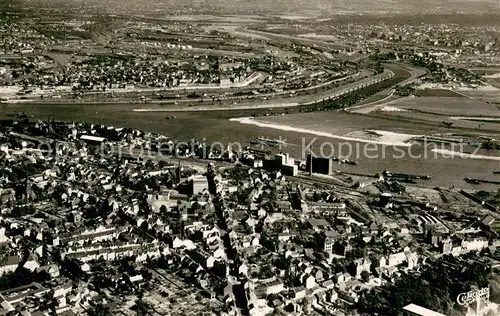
[[88, 303, 112, 316], [489, 274, 500, 304], [361, 271, 370, 282], [284, 303, 295, 313], [134, 297, 150, 315]]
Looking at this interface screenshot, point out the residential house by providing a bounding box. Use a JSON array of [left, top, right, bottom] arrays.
[[352, 258, 371, 279], [323, 230, 341, 254], [304, 275, 316, 289], [292, 286, 306, 300], [255, 278, 285, 296]]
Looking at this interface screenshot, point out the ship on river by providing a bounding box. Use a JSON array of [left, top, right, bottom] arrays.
[[383, 170, 432, 180], [251, 136, 286, 147]]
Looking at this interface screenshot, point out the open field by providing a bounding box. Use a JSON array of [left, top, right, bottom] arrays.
[[485, 78, 500, 89], [415, 89, 465, 98], [255, 111, 432, 137], [386, 97, 500, 117], [364, 97, 500, 135], [371, 110, 500, 135], [468, 68, 500, 76], [450, 117, 500, 122], [231, 116, 421, 147], [456, 88, 500, 104]]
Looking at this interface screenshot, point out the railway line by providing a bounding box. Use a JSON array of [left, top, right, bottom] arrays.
[[133, 69, 396, 112], [290, 174, 367, 198]]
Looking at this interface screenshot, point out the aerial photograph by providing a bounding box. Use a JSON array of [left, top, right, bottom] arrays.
[[0, 0, 500, 315]]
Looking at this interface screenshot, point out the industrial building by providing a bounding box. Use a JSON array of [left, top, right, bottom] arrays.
[[274, 153, 298, 176], [190, 175, 209, 195], [80, 134, 106, 145], [306, 154, 333, 175]]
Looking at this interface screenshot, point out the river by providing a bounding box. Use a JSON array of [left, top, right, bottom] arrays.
[[1, 101, 499, 191]]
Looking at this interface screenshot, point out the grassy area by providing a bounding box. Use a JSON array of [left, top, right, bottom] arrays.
[[415, 89, 465, 97]]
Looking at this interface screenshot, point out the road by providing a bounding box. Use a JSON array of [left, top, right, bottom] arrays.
[[394, 63, 428, 85], [345, 63, 427, 114], [347, 89, 397, 114]]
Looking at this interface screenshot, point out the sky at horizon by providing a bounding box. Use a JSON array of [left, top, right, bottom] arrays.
[[15, 0, 500, 16]]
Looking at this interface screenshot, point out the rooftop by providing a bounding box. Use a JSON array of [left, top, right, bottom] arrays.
[[403, 304, 447, 316], [80, 135, 106, 142]]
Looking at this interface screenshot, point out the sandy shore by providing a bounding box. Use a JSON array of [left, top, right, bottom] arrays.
[[230, 117, 419, 147], [431, 149, 500, 161], [0, 99, 36, 104], [380, 106, 408, 112], [450, 116, 500, 121]]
